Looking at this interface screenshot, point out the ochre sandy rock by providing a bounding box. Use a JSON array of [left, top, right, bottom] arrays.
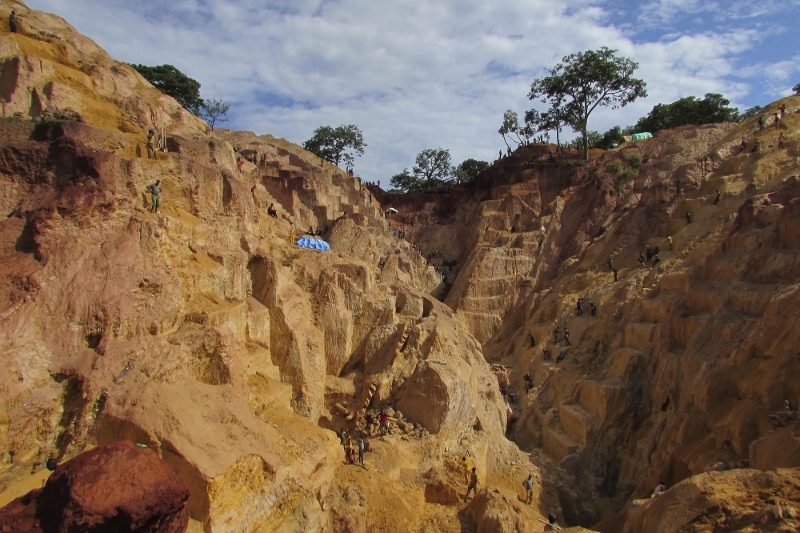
[[623, 469, 800, 533], [0, 440, 190, 533], [3, 2, 800, 532]]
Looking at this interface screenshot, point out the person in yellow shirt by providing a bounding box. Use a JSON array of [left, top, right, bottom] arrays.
[[461, 455, 473, 483], [289, 225, 296, 244]]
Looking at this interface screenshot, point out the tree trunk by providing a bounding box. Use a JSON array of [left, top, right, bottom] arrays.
[[555, 127, 560, 154], [583, 126, 589, 161]]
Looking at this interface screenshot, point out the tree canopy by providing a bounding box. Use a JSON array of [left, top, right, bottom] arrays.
[[390, 148, 454, 191], [530, 47, 647, 160], [634, 93, 740, 133], [499, 110, 534, 149], [131, 64, 204, 115], [793, 83, 800, 95], [302, 125, 366, 168], [454, 158, 489, 184], [200, 99, 230, 131], [738, 105, 763, 121]]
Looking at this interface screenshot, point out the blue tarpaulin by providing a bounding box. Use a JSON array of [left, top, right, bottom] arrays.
[[295, 237, 331, 251]]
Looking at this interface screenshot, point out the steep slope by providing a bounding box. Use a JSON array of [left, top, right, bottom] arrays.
[[381, 99, 800, 529], [0, 2, 565, 533]]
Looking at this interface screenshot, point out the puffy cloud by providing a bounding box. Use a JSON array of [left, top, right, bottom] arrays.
[[25, 0, 798, 181]]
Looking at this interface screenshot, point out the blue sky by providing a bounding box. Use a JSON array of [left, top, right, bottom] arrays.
[[25, 0, 800, 184]]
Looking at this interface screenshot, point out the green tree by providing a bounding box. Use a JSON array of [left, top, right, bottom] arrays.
[[738, 105, 762, 122], [592, 125, 623, 149], [530, 47, 647, 161], [634, 93, 739, 132], [389, 169, 420, 191], [390, 148, 455, 192], [793, 83, 800, 95], [499, 110, 534, 149], [200, 99, 230, 131], [454, 158, 489, 184], [525, 107, 570, 151], [302, 125, 366, 168], [413, 148, 454, 189], [584, 130, 603, 149], [131, 64, 204, 115]]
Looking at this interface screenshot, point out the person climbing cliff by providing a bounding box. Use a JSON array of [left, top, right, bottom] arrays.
[[553, 326, 560, 344], [685, 212, 693, 224], [461, 455, 473, 483], [146, 129, 156, 159], [465, 467, 478, 500], [529, 333, 536, 348], [523, 473, 534, 505], [544, 513, 560, 531], [576, 297, 584, 317], [9, 10, 17, 33], [267, 203, 278, 218], [146, 180, 161, 213], [638, 252, 645, 268], [357, 437, 365, 466], [379, 409, 389, 434], [590, 302, 597, 316], [652, 482, 666, 497], [564, 328, 571, 346]]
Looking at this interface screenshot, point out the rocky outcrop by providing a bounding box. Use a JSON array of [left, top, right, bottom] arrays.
[[2, 2, 800, 532], [0, 440, 190, 533], [0, 3, 542, 532], [381, 99, 800, 529], [623, 469, 800, 533]]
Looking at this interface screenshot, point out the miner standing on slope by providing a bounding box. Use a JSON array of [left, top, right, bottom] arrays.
[[146, 180, 161, 213], [465, 467, 478, 500], [9, 10, 18, 33], [523, 473, 534, 505]]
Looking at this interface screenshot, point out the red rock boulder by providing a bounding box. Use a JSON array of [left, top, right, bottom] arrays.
[[0, 440, 190, 533]]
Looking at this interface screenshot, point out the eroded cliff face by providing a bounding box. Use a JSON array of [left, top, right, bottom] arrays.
[[381, 99, 800, 530], [0, 2, 562, 533], [2, 2, 800, 533]]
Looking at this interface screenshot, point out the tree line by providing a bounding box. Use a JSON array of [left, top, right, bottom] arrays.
[[135, 57, 799, 193], [501, 47, 794, 156]]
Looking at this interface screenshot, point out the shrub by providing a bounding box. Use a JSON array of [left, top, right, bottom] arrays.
[[622, 169, 637, 178], [627, 153, 641, 168], [609, 162, 622, 175]]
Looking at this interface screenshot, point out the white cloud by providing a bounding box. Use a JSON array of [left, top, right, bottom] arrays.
[[22, 0, 791, 182]]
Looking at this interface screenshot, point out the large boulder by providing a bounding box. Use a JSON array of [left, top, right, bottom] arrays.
[[0, 441, 190, 533]]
